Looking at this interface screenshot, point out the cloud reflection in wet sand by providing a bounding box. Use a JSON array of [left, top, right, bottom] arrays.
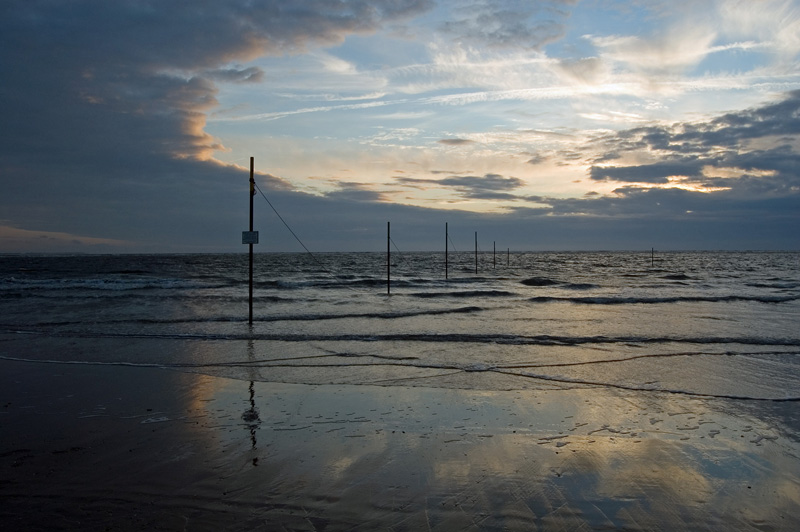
[[197, 378, 800, 529]]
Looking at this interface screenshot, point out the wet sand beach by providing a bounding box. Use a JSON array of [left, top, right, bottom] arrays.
[[2, 359, 799, 531]]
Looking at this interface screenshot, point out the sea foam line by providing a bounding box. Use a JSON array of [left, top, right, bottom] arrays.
[[492, 368, 800, 402], [3, 354, 797, 402], [3, 328, 800, 347]]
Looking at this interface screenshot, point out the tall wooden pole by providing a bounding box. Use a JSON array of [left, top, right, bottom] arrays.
[[248, 157, 254, 325], [445, 222, 448, 280], [474, 231, 478, 275], [387, 221, 391, 295], [493, 241, 496, 269]]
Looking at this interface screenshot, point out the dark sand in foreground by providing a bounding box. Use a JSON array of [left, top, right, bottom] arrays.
[[2, 359, 799, 531]]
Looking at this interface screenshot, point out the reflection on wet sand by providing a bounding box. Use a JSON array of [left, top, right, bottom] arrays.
[[3, 360, 797, 530], [241, 337, 261, 460], [192, 378, 800, 529]]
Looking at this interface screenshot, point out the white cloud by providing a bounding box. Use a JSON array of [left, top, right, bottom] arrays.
[[590, 24, 717, 75], [578, 111, 648, 124], [213, 99, 399, 122], [718, 0, 800, 60], [313, 51, 358, 74]]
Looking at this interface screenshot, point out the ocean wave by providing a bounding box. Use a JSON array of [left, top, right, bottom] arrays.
[[5, 328, 798, 347], [661, 274, 693, 280], [259, 305, 484, 322], [0, 277, 214, 291], [521, 277, 561, 286], [0, 306, 485, 328], [561, 283, 599, 290], [519, 278, 598, 290], [0, 291, 296, 304], [529, 294, 800, 305], [409, 290, 516, 299], [746, 281, 800, 290]]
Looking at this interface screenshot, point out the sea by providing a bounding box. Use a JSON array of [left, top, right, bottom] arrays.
[[1, 251, 799, 402]]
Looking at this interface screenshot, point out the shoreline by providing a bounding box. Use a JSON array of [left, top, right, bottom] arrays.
[[2, 359, 799, 530]]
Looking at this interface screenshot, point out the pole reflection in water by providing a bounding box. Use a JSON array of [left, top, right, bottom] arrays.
[[241, 336, 261, 465]]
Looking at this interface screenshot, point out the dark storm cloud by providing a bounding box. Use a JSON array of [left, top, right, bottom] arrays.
[[0, 0, 432, 251], [521, 185, 799, 233], [590, 159, 704, 183], [526, 188, 693, 218], [686, 90, 800, 145], [2, 0, 432, 71], [394, 173, 524, 200], [603, 90, 800, 157], [439, 173, 525, 200], [587, 91, 800, 204], [324, 182, 388, 203], [521, 90, 800, 249], [440, 0, 578, 50]]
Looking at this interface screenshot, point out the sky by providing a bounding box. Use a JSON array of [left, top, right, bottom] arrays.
[[1, 0, 799, 253]]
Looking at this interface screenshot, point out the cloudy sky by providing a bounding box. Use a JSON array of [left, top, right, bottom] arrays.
[[2, 0, 799, 253]]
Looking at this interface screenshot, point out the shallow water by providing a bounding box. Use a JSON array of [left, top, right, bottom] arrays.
[[1, 251, 799, 400]]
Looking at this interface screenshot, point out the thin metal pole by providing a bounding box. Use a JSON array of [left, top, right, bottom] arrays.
[[493, 241, 496, 269], [445, 222, 448, 280], [387, 221, 391, 295], [652, 247, 654, 268], [474, 231, 478, 275], [248, 157, 254, 325], [507, 248, 510, 267]]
